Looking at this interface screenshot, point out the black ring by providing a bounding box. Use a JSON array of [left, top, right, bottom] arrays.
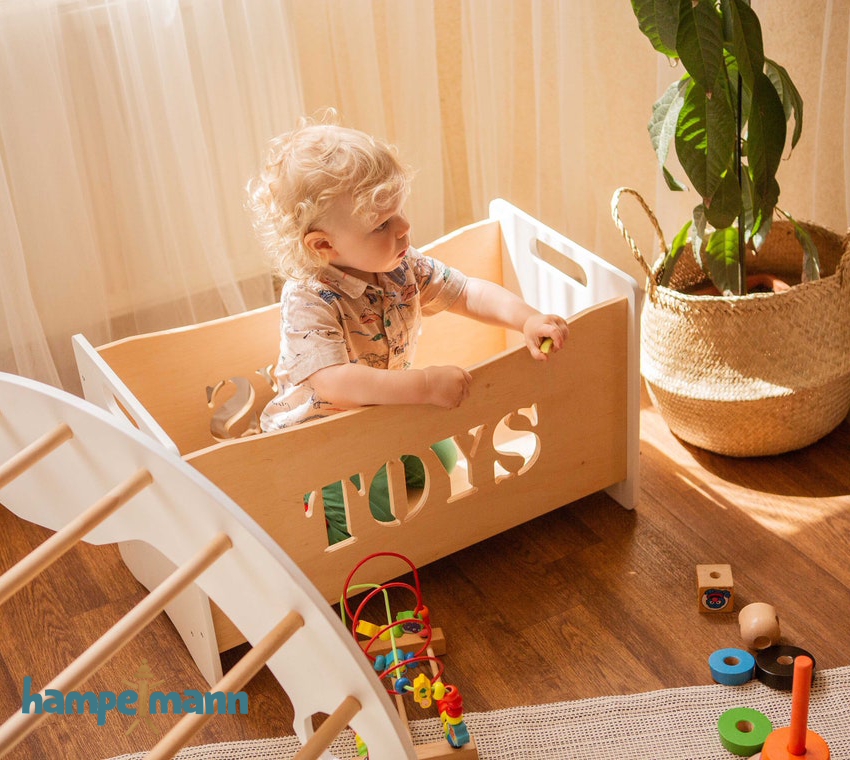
[[754, 645, 816, 690]]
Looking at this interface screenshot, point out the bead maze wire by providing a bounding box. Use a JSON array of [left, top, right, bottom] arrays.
[[339, 552, 473, 756]]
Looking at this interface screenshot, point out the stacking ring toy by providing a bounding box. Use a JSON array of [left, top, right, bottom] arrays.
[[709, 648, 756, 685], [755, 645, 816, 691], [718, 707, 773, 756]]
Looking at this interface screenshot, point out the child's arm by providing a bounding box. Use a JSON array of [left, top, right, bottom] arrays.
[[448, 277, 569, 361], [309, 363, 472, 410]]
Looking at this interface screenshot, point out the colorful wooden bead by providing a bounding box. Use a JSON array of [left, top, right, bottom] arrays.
[[717, 707, 773, 756], [412, 673, 432, 708], [739, 603, 781, 650], [440, 710, 464, 726], [396, 610, 424, 634], [697, 563, 734, 612], [445, 719, 470, 748], [354, 733, 369, 757], [394, 676, 411, 694], [432, 681, 446, 700], [709, 648, 756, 685], [356, 619, 380, 638]]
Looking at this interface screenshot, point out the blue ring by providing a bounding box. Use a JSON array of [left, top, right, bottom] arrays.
[[709, 648, 755, 685]]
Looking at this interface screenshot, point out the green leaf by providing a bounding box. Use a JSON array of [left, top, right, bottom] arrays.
[[795, 224, 820, 282], [739, 166, 773, 248], [659, 220, 692, 287], [676, 0, 724, 93], [663, 166, 687, 192], [777, 208, 819, 280], [631, 0, 681, 57], [689, 204, 708, 269], [720, 0, 764, 90], [740, 165, 757, 241], [752, 211, 772, 250], [764, 58, 804, 149], [747, 71, 786, 202], [723, 49, 752, 126], [704, 169, 741, 229], [703, 227, 741, 295], [649, 77, 690, 190], [675, 78, 736, 198]]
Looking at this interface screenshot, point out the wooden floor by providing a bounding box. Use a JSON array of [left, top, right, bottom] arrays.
[[1, 388, 849, 759]]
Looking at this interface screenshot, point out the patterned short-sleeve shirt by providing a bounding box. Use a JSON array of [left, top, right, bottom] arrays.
[[260, 247, 467, 431]]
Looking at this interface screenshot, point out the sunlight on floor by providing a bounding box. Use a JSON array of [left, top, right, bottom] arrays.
[[641, 402, 850, 537], [674, 470, 850, 536]]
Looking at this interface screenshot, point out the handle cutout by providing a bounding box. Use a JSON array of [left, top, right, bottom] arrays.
[[530, 239, 588, 287]]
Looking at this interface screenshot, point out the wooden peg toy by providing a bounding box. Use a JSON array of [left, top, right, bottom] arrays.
[[739, 603, 781, 650], [697, 563, 734, 612], [760, 655, 829, 759], [756, 646, 816, 691], [709, 648, 755, 685], [717, 707, 773, 756]]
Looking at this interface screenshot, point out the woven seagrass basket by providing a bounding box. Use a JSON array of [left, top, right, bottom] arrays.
[[612, 188, 850, 457]]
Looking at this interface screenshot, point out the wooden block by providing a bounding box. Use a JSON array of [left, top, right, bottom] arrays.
[[361, 628, 446, 658], [697, 564, 734, 612]]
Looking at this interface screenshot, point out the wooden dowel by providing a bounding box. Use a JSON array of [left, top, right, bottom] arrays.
[[426, 646, 440, 680], [0, 468, 153, 608], [0, 532, 232, 757], [0, 423, 72, 489], [145, 610, 305, 760], [788, 655, 813, 754], [395, 692, 413, 741], [292, 695, 361, 760]]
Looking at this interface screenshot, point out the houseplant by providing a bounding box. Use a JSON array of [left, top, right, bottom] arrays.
[[612, 0, 850, 456]]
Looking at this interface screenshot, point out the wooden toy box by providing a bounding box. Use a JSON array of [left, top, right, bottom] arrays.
[[73, 199, 640, 685]]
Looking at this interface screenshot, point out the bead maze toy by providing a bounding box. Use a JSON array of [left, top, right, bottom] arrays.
[[339, 552, 477, 759], [72, 199, 641, 686]]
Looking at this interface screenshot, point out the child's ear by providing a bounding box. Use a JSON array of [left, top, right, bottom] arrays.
[[304, 231, 335, 259]]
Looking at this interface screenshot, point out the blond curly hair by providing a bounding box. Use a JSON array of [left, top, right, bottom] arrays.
[[246, 118, 413, 281]]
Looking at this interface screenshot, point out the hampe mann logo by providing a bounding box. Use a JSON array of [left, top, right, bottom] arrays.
[[21, 658, 249, 733]]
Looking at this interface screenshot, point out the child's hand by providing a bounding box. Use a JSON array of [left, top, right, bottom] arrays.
[[422, 365, 473, 409], [523, 313, 569, 361]]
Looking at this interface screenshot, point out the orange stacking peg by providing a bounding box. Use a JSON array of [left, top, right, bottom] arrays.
[[788, 656, 813, 755], [761, 655, 829, 760]]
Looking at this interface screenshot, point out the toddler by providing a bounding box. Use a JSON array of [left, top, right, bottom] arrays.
[[247, 119, 569, 543]]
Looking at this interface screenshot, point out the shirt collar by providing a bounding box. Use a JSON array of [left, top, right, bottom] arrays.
[[317, 263, 372, 298]]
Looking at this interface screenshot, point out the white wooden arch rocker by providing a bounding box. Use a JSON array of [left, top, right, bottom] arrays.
[[0, 371, 416, 759], [72, 199, 642, 688]]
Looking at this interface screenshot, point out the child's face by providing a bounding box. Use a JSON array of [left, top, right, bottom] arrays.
[[308, 193, 411, 279]]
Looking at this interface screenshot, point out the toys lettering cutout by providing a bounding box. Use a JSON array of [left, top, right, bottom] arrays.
[[204, 369, 542, 544]]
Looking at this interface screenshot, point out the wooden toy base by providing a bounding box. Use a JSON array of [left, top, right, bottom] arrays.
[[761, 726, 830, 759]]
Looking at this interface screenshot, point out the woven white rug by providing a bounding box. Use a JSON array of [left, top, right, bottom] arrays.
[[107, 665, 850, 759]]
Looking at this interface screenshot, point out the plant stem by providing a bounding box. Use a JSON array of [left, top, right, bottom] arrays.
[[736, 72, 746, 295]]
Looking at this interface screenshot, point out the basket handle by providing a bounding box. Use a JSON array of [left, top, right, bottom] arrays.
[[610, 187, 668, 296]]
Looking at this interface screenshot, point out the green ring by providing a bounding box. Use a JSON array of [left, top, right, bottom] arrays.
[[717, 707, 772, 756]]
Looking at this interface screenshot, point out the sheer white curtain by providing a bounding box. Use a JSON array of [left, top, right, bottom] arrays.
[[458, 0, 849, 282], [459, 0, 658, 281], [0, 0, 302, 389], [285, 0, 446, 248], [2, 0, 847, 391]]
